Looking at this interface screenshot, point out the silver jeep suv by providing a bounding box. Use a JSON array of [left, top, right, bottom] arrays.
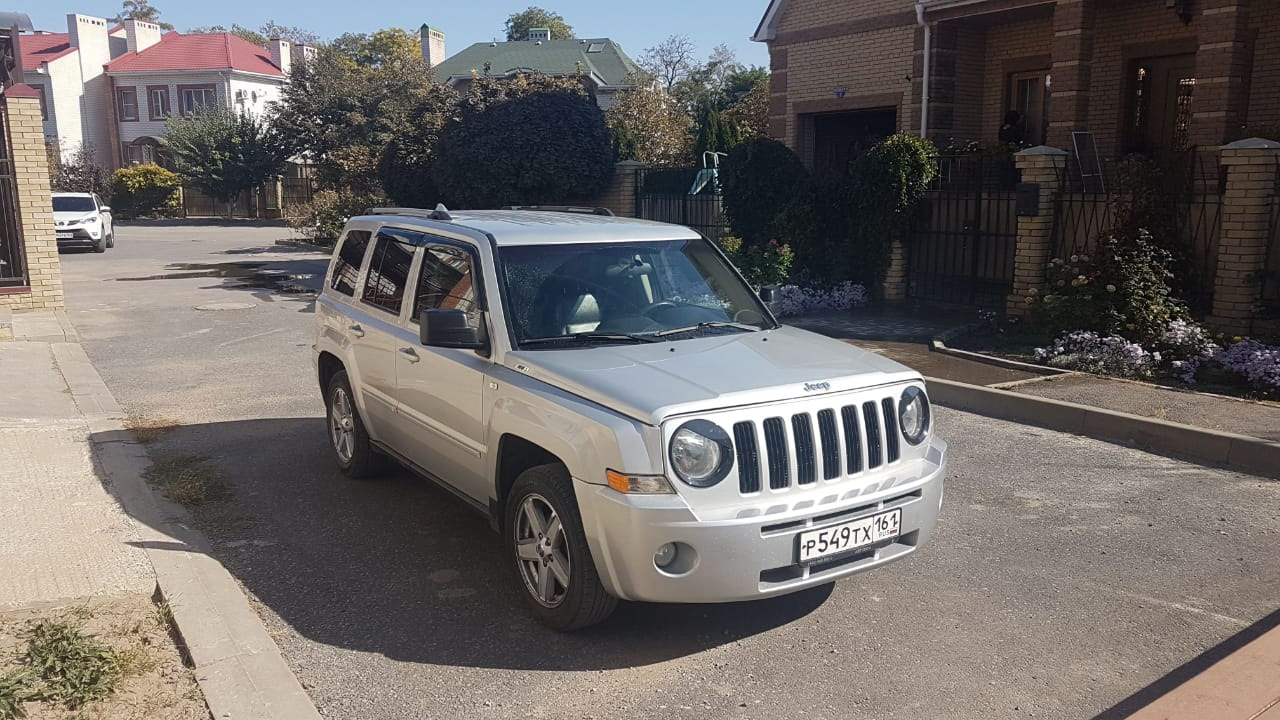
[[313, 206, 946, 630]]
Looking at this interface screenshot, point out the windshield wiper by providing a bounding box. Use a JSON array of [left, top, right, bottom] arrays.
[[521, 332, 659, 347], [655, 321, 760, 338]]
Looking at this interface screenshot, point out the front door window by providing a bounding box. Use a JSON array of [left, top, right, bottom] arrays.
[[1125, 54, 1197, 155]]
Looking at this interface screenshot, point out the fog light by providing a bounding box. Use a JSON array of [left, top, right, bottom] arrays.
[[654, 543, 678, 568]]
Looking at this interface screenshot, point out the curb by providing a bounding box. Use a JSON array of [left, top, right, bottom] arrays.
[[926, 376, 1280, 480], [52, 343, 323, 720], [930, 338, 1070, 376]]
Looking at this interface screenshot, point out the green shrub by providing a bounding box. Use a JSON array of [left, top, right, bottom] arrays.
[[433, 77, 614, 208], [1028, 230, 1190, 345], [718, 236, 793, 287], [719, 138, 809, 251], [286, 189, 385, 244], [110, 165, 181, 218]]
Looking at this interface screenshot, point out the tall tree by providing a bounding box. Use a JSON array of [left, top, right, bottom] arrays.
[[604, 79, 693, 168], [112, 0, 173, 30], [165, 107, 289, 218], [188, 21, 319, 47], [721, 77, 770, 141], [504, 7, 574, 41], [330, 28, 422, 69], [638, 34, 696, 91], [271, 44, 442, 193]]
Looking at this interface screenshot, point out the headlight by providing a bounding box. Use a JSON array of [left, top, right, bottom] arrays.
[[669, 420, 733, 487], [83, 216, 99, 224], [898, 386, 931, 445]]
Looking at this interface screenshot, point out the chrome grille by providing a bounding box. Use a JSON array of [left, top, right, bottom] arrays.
[[737, 396, 901, 495]]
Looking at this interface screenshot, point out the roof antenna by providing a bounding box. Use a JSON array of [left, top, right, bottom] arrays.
[[429, 203, 452, 221]]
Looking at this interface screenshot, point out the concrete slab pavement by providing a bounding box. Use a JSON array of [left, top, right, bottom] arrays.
[[0, 310, 320, 719]]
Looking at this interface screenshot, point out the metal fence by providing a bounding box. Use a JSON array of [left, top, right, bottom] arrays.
[[634, 167, 731, 241], [1052, 151, 1223, 313], [906, 154, 1019, 307], [181, 186, 267, 218], [282, 176, 315, 211], [0, 113, 24, 288]]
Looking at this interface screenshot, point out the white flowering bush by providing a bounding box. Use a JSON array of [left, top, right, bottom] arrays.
[[772, 281, 869, 317], [1214, 340, 1280, 393], [1034, 330, 1160, 378]]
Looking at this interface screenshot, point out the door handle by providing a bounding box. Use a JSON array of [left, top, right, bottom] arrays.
[[398, 347, 421, 363], [348, 324, 365, 338]]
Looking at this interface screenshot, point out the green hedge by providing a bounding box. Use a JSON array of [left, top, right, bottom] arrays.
[[110, 165, 181, 218]]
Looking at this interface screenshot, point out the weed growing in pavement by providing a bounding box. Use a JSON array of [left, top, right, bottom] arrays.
[[151, 601, 175, 634], [123, 415, 181, 444], [0, 667, 36, 719], [21, 621, 122, 709], [142, 453, 232, 507]]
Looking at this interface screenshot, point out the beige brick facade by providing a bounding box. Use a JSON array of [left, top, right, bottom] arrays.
[[0, 93, 64, 311], [761, 0, 1280, 160], [1206, 140, 1280, 335]]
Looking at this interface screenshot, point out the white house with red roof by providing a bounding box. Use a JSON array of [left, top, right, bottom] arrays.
[[19, 13, 301, 170]]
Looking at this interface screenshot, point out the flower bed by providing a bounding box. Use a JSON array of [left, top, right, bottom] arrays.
[[773, 281, 869, 317]]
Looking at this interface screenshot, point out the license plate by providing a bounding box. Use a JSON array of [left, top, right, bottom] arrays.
[[797, 509, 901, 564], [56, 232, 73, 239]]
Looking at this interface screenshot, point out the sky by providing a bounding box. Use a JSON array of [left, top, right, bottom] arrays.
[[26, 1, 771, 69]]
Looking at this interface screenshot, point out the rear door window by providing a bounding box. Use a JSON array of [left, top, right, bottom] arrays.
[[330, 230, 371, 297], [360, 231, 417, 316]]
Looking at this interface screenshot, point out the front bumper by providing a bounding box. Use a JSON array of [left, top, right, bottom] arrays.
[[55, 226, 103, 246], [576, 438, 946, 603]]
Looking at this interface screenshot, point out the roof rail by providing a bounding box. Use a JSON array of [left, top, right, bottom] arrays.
[[502, 205, 615, 217], [365, 204, 453, 221]]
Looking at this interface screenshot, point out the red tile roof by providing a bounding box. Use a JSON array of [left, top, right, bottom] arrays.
[[106, 32, 283, 76], [19, 33, 76, 70]]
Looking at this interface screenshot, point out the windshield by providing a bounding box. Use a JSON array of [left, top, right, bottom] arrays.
[[52, 196, 96, 213], [500, 239, 776, 347]]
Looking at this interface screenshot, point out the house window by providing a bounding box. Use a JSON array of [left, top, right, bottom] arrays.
[[1007, 70, 1050, 146], [179, 84, 218, 114], [122, 141, 157, 166], [116, 87, 139, 122], [148, 85, 170, 120], [31, 84, 48, 120]]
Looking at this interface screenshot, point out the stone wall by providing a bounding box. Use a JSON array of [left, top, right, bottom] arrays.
[[0, 90, 64, 311]]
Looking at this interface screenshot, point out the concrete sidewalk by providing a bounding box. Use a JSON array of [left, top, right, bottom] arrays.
[[0, 309, 320, 719], [0, 341, 153, 609]]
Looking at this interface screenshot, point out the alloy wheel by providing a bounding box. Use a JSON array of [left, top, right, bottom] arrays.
[[514, 494, 571, 607]]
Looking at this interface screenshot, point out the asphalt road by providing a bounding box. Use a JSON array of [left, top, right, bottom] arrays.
[[61, 224, 1280, 720]]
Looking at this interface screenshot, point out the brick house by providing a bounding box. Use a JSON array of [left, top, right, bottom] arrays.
[[752, 0, 1280, 169]]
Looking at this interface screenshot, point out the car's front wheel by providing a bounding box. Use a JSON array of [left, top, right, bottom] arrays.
[[325, 370, 385, 479], [93, 236, 106, 253], [505, 464, 617, 631], [106, 232, 114, 249]]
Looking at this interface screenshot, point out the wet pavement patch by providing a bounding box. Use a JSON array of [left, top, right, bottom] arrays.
[[116, 262, 318, 294]]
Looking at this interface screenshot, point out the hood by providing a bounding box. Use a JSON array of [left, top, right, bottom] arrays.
[[507, 325, 920, 425], [53, 211, 98, 225]]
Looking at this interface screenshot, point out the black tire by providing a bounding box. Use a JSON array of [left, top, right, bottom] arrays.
[[93, 237, 106, 253], [505, 464, 617, 631], [325, 370, 386, 479], [106, 233, 115, 249]]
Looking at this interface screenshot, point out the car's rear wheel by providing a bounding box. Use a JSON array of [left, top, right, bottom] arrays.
[[325, 370, 385, 479], [506, 464, 617, 631]]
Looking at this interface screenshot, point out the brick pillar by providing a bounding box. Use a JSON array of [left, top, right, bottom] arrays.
[[926, 22, 959, 140], [1046, 0, 1097, 151], [1006, 146, 1068, 316], [591, 160, 643, 218], [0, 89, 64, 311], [1205, 138, 1279, 335], [882, 239, 908, 302], [1190, 0, 1252, 149]]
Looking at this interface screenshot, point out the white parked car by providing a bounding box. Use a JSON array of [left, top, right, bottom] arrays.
[[52, 192, 114, 253], [313, 206, 947, 630]]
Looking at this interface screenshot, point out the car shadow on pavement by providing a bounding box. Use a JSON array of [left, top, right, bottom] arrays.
[[112, 258, 326, 311], [98, 417, 831, 671]]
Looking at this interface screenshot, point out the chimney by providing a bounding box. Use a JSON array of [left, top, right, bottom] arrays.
[[66, 15, 113, 167], [124, 18, 161, 54], [527, 27, 551, 42], [420, 24, 446, 67], [269, 38, 291, 75], [291, 44, 317, 67]]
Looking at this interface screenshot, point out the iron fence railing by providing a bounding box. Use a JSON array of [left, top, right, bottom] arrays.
[[907, 154, 1019, 307], [634, 167, 731, 241], [0, 113, 25, 288], [1052, 150, 1223, 313], [1262, 156, 1280, 307]]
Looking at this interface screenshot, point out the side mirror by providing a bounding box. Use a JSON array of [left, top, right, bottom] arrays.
[[99, 205, 111, 213], [758, 285, 777, 303], [420, 309, 488, 350]]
